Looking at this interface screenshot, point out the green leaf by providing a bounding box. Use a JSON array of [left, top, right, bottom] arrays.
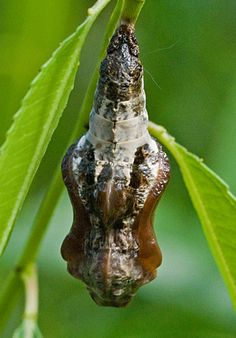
[[149, 122, 236, 309], [13, 320, 43, 338], [0, 0, 112, 256]]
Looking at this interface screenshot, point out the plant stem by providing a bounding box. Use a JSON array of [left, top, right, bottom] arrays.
[[0, 0, 124, 333], [148, 122, 175, 151], [0, 172, 62, 333], [0, 265, 40, 335], [22, 264, 39, 321], [12, 264, 42, 338], [121, 0, 145, 24]]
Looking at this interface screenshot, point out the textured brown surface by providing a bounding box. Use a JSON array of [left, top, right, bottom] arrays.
[[61, 24, 170, 307]]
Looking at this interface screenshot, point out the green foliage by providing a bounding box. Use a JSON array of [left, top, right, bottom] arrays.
[[13, 321, 43, 338], [149, 122, 236, 308], [0, 0, 236, 337], [0, 0, 112, 255]]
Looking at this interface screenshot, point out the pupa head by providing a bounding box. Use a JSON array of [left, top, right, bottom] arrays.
[[95, 24, 143, 104]]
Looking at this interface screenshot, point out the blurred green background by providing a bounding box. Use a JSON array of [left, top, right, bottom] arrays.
[[0, 0, 236, 337]]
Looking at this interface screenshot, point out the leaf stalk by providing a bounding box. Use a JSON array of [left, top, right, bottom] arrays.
[[121, 0, 145, 24]]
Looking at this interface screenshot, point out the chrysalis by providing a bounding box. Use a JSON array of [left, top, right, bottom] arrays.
[[61, 24, 170, 307]]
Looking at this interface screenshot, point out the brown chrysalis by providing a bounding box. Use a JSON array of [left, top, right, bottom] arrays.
[[61, 24, 170, 307]]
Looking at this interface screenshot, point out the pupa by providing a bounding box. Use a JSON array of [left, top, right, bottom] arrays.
[[61, 24, 170, 307]]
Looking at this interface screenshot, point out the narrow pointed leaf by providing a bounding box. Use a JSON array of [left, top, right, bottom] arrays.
[[149, 122, 236, 309], [0, 0, 111, 255]]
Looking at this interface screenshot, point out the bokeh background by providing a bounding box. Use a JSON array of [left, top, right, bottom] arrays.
[[1, 0, 236, 337]]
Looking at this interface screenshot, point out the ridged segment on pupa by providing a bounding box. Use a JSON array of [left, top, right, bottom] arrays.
[[61, 24, 170, 307]]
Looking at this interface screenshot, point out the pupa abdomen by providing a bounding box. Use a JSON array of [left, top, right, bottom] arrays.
[[61, 24, 170, 307]]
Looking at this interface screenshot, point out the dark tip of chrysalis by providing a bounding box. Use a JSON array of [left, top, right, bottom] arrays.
[[107, 24, 139, 56], [98, 24, 143, 101]]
